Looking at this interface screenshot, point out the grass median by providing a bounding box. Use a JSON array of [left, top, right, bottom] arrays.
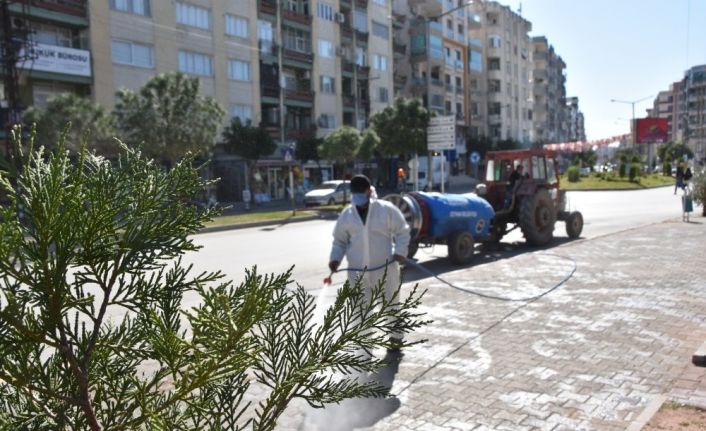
[[203, 206, 342, 228], [561, 173, 675, 190]]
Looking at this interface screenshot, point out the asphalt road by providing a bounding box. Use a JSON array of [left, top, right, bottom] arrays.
[[185, 186, 685, 293]]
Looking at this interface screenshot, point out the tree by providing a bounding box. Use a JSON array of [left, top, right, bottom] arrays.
[[295, 135, 322, 163], [221, 118, 277, 190], [319, 126, 361, 181], [0, 127, 428, 430], [22, 93, 116, 155], [657, 141, 694, 163], [114, 72, 225, 166], [358, 128, 380, 161], [370, 97, 429, 157]]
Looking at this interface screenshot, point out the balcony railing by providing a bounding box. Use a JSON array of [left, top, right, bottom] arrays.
[[259, 0, 276, 15], [287, 126, 316, 140], [18, 0, 86, 17], [283, 8, 311, 25], [284, 88, 314, 103], [261, 85, 279, 99], [393, 41, 406, 56], [283, 48, 313, 64]]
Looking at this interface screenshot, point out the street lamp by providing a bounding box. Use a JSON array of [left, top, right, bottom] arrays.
[[610, 95, 653, 147], [420, 0, 474, 191]]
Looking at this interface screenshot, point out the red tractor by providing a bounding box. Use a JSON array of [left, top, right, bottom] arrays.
[[477, 148, 583, 245]]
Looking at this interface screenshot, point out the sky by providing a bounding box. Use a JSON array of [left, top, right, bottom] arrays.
[[498, 0, 706, 141]]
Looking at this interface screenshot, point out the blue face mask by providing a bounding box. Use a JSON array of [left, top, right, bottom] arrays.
[[351, 192, 369, 207]]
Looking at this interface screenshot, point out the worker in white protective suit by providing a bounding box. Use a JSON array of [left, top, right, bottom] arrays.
[[328, 174, 410, 351]]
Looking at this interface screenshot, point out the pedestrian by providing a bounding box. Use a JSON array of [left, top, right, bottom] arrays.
[[684, 164, 693, 188], [328, 174, 410, 351], [396, 167, 406, 192], [682, 184, 694, 222], [503, 164, 524, 208], [675, 163, 685, 194]]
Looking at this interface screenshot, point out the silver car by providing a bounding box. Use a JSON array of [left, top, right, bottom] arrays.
[[304, 180, 350, 206]]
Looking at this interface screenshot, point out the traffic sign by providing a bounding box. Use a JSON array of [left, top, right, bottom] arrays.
[[427, 125, 455, 134], [429, 115, 455, 126], [470, 151, 480, 164]]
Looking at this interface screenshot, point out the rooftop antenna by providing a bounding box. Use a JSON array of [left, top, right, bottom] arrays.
[[518, 2, 522, 16]]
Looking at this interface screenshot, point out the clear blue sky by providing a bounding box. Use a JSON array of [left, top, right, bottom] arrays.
[[500, 0, 706, 141]]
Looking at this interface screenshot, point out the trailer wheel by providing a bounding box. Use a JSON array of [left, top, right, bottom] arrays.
[[448, 231, 475, 265], [519, 189, 556, 246], [565, 211, 583, 239]]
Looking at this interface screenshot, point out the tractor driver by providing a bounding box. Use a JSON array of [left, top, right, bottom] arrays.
[[503, 164, 524, 209]]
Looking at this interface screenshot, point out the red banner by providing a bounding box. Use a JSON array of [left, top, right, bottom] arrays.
[[635, 118, 669, 144]]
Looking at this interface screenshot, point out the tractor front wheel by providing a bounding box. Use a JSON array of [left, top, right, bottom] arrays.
[[565, 211, 583, 239], [519, 189, 556, 246], [448, 231, 475, 265]]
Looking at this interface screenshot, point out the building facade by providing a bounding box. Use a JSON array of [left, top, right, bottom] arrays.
[[681, 65, 706, 162], [565, 96, 585, 142], [468, 1, 532, 144], [1, 0, 91, 143], [531, 36, 566, 144]]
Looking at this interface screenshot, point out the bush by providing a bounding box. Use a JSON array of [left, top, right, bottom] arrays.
[[663, 161, 672, 176], [566, 165, 580, 182], [619, 163, 627, 178], [629, 163, 641, 182]]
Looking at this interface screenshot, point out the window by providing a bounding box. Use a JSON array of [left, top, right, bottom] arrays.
[[488, 102, 501, 115], [378, 87, 389, 103], [469, 49, 482, 72], [283, 27, 311, 53], [373, 0, 385, 5], [320, 75, 335, 94], [372, 21, 389, 40], [488, 79, 501, 92], [354, 10, 367, 32], [373, 54, 387, 71], [33, 23, 73, 47], [227, 59, 250, 81], [319, 114, 336, 129], [111, 0, 150, 16], [317, 2, 334, 20], [355, 46, 366, 66], [429, 35, 443, 59], [318, 39, 334, 58], [112, 39, 154, 68], [230, 104, 252, 123], [225, 15, 248, 38], [258, 20, 274, 53], [488, 35, 502, 48], [488, 58, 500, 70], [178, 50, 213, 76], [176, 2, 210, 30]]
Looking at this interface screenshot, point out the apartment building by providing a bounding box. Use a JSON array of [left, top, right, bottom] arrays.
[[531, 36, 566, 144], [468, 1, 532, 144], [650, 84, 680, 142], [564, 96, 585, 142], [0, 0, 91, 143], [681, 65, 706, 162]]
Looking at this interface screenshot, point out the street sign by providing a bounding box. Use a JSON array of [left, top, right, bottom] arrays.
[[429, 116, 455, 126], [427, 115, 456, 151], [470, 151, 480, 164]]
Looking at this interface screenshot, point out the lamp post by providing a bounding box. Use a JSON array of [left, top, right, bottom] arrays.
[[610, 95, 653, 147], [420, 0, 474, 191]]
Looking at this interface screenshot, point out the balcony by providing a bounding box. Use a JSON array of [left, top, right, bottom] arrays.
[[355, 0, 367, 10], [284, 88, 314, 104], [341, 23, 353, 40], [259, 0, 276, 15], [343, 94, 356, 108], [287, 126, 316, 141], [261, 84, 279, 99], [15, 0, 86, 17], [393, 41, 406, 56], [283, 48, 314, 64], [283, 8, 311, 25], [394, 72, 407, 87]]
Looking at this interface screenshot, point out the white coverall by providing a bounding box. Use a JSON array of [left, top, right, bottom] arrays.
[[329, 199, 410, 304]]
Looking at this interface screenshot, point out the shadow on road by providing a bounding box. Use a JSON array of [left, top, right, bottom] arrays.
[[402, 237, 577, 284], [300, 350, 403, 431]]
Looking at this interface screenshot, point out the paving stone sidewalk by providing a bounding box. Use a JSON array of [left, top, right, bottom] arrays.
[[278, 217, 706, 431]]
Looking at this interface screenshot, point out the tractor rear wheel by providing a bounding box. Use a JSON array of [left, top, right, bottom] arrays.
[[448, 231, 475, 265], [519, 189, 556, 246], [565, 211, 583, 239]]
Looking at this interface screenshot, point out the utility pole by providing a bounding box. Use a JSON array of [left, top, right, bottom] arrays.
[[1, 0, 20, 156]]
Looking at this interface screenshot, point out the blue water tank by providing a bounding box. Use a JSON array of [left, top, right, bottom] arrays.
[[416, 192, 495, 240]]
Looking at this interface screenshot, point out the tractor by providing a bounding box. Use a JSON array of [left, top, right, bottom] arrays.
[[477, 148, 583, 245]]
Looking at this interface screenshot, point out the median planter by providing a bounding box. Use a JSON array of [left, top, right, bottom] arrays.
[[691, 171, 706, 216]]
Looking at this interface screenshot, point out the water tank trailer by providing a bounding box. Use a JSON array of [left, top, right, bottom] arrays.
[[383, 192, 495, 265]]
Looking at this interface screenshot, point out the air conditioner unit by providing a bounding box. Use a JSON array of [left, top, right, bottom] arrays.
[[334, 13, 345, 23]]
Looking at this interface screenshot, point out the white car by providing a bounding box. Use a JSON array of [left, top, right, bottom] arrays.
[[304, 180, 350, 206]]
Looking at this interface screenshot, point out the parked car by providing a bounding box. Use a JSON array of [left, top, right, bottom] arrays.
[[304, 180, 350, 206]]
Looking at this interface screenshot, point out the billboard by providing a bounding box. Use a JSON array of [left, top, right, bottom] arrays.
[[635, 118, 669, 144]]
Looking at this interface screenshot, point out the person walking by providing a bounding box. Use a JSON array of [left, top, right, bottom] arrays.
[[675, 163, 685, 194], [328, 174, 410, 350]]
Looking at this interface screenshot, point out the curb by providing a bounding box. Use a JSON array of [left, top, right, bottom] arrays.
[[198, 212, 338, 234], [626, 394, 667, 431]]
